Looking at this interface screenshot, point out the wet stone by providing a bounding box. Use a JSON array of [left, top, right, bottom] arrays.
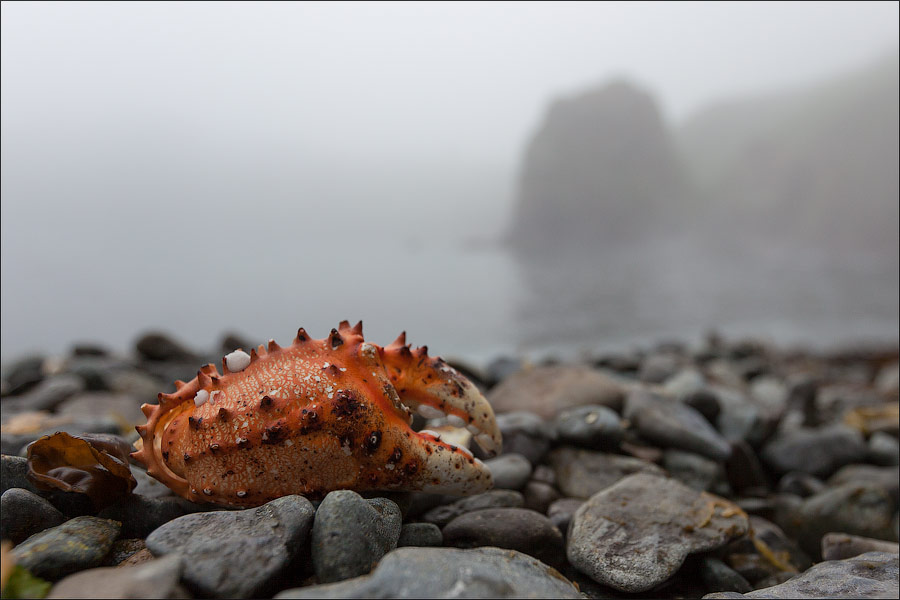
[[275, 546, 581, 599], [485, 412, 554, 464], [134, 332, 197, 362], [146, 495, 314, 598], [625, 391, 732, 461], [683, 388, 722, 424], [547, 498, 584, 542], [3, 355, 46, 395], [821, 532, 900, 561], [10, 374, 85, 412], [522, 481, 561, 514], [662, 368, 707, 398], [567, 473, 749, 593], [419, 489, 524, 528], [776, 472, 825, 497], [553, 405, 623, 450], [782, 482, 896, 558], [311, 491, 401, 584], [484, 453, 532, 490], [760, 425, 868, 478], [698, 556, 752, 594], [47, 554, 184, 599], [827, 464, 899, 508], [548, 446, 665, 499], [664, 449, 722, 492], [0, 487, 66, 544], [704, 552, 899, 599], [726, 441, 769, 496], [443, 507, 566, 568], [487, 365, 625, 419], [99, 494, 207, 538], [102, 538, 147, 566], [867, 432, 900, 466], [397, 522, 442, 547], [11, 516, 122, 581]]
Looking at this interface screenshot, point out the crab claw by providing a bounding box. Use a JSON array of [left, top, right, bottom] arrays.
[[382, 335, 502, 457]]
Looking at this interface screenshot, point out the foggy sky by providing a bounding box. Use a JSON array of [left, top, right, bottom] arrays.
[[1, 1, 898, 362], [2, 2, 897, 167]]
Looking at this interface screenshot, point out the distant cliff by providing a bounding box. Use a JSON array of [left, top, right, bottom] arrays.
[[510, 80, 691, 255], [509, 53, 900, 259]]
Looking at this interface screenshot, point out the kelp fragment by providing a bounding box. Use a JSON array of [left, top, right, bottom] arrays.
[[25, 432, 136, 509]]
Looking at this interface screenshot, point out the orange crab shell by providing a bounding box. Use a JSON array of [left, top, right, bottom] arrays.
[[131, 321, 502, 507]]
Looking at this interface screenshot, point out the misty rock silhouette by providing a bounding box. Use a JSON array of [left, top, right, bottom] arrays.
[[510, 79, 691, 256]]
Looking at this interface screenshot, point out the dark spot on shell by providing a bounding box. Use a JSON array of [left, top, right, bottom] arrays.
[[333, 390, 360, 418], [162, 450, 169, 462], [390, 448, 403, 463], [237, 490, 247, 498], [364, 431, 382, 453], [404, 462, 419, 476], [210, 444, 220, 453], [218, 407, 230, 420], [183, 453, 192, 462], [263, 422, 287, 445], [260, 395, 273, 409], [203, 488, 213, 496], [188, 416, 199, 430], [237, 437, 250, 449], [330, 329, 344, 348]]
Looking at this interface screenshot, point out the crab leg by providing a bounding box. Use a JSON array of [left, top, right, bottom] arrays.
[[381, 333, 502, 457]]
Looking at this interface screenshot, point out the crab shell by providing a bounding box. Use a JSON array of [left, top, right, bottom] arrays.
[[131, 321, 502, 507]]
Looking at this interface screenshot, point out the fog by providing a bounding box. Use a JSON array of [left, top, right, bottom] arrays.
[[2, 2, 898, 364]]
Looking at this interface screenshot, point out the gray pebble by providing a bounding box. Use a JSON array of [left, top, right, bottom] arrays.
[[699, 556, 752, 594], [487, 412, 555, 463], [554, 405, 623, 450], [867, 432, 900, 466], [625, 391, 732, 460], [47, 554, 185, 599], [760, 425, 868, 479], [0, 487, 66, 544], [522, 481, 561, 514], [12, 516, 122, 581], [275, 546, 581, 598], [548, 446, 664, 499], [664, 449, 722, 492], [821, 532, 900, 561], [420, 489, 524, 527], [146, 495, 314, 598], [567, 473, 748, 592], [484, 453, 532, 490], [311, 491, 401, 584], [443, 507, 566, 568], [547, 498, 584, 541], [397, 522, 442, 547]]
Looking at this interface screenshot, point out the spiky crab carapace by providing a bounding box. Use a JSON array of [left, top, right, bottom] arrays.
[[132, 321, 502, 507]]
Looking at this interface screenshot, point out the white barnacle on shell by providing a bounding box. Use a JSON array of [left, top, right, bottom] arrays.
[[225, 349, 252, 372], [194, 389, 210, 407]]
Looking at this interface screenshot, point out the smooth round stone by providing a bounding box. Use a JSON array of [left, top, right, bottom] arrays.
[[11, 516, 122, 581], [311, 491, 401, 584], [484, 453, 532, 490], [821, 532, 900, 561], [0, 487, 66, 544], [275, 546, 581, 598], [698, 556, 752, 594], [547, 498, 584, 541], [9, 374, 85, 412], [567, 473, 749, 593], [55, 392, 146, 429], [625, 391, 732, 461], [134, 332, 197, 362], [683, 389, 722, 424], [420, 490, 524, 527], [487, 365, 625, 420], [783, 483, 896, 558], [554, 405, 623, 450], [47, 554, 184, 599], [146, 495, 314, 598], [638, 353, 682, 383], [3, 355, 46, 394], [99, 494, 206, 538], [868, 432, 900, 466], [704, 552, 899, 599], [827, 464, 899, 508], [760, 425, 868, 479], [548, 446, 665, 499], [484, 412, 554, 464], [397, 523, 442, 547], [442, 508, 566, 568], [662, 368, 707, 398], [664, 449, 722, 492], [777, 472, 825, 497], [102, 538, 147, 566], [522, 481, 561, 514]]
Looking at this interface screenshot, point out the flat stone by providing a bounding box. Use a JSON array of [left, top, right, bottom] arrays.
[[554, 405, 624, 450], [311, 491, 401, 584], [485, 453, 533, 490], [548, 446, 664, 499], [275, 546, 581, 598], [662, 368, 707, 398], [475, 412, 554, 463], [698, 556, 752, 594], [443, 507, 566, 568], [867, 432, 900, 466], [827, 464, 899, 508], [522, 481, 561, 514], [781, 482, 896, 558], [664, 449, 722, 492], [0, 487, 66, 544], [625, 391, 732, 460], [99, 493, 207, 538], [11, 516, 122, 581], [397, 522, 442, 547], [703, 552, 899, 599], [567, 473, 749, 592], [760, 425, 868, 478], [10, 374, 85, 412], [547, 498, 584, 541], [420, 489, 524, 527], [821, 532, 900, 561], [488, 366, 625, 419], [145, 495, 314, 598], [47, 554, 184, 599]]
